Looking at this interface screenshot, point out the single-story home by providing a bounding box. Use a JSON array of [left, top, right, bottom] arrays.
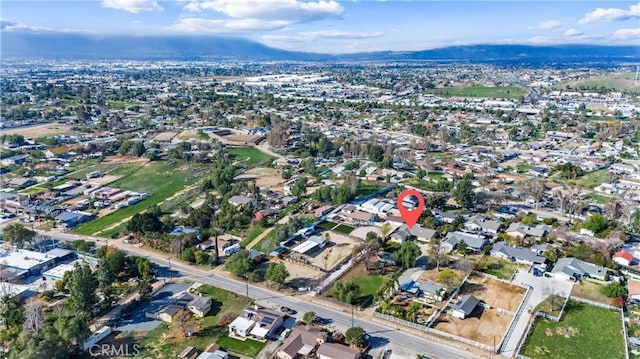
[[398, 269, 445, 301], [490, 242, 547, 267], [187, 295, 212, 317], [228, 195, 253, 207], [317, 342, 361, 359], [452, 294, 480, 319], [628, 279, 640, 303], [613, 251, 634, 266], [550, 257, 607, 281], [158, 305, 183, 323], [54, 210, 94, 228], [442, 231, 489, 253], [505, 223, 551, 239], [464, 215, 502, 234], [229, 307, 284, 340], [276, 325, 327, 359]]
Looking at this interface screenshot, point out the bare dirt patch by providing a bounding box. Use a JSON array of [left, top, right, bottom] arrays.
[[87, 175, 120, 186], [2, 123, 73, 137], [434, 306, 513, 346], [463, 274, 526, 312], [225, 133, 262, 144], [307, 230, 360, 270], [235, 167, 283, 189], [275, 258, 323, 289], [151, 131, 178, 142]]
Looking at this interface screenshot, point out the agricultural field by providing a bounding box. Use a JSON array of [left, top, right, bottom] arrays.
[[74, 161, 205, 235], [521, 301, 625, 359], [427, 86, 527, 98], [228, 146, 276, 168]]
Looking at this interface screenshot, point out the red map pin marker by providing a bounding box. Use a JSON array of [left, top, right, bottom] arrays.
[[397, 189, 425, 229]]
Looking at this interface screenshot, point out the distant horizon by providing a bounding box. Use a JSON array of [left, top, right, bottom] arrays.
[[1, 1, 639, 54]]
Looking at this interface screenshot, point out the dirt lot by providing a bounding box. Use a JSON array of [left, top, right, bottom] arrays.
[[2, 123, 73, 137], [224, 133, 262, 143], [87, 175, 120, 186], [434, 306, 513, 346], [151, 131, 178, 142], [235, 167, 283, 190], [273, 258, 324, 289], [417, 267, 465, 285], [307, 230, 360, 270], [462, 274, 526, 312]]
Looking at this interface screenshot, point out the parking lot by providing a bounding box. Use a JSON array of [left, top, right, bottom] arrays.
[[114, 282, 192, 332]]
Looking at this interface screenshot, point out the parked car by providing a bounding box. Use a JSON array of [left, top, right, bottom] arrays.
[[279, 306, 297, 315]]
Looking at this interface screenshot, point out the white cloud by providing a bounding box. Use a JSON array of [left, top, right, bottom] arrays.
[[168, 17, 290, 33], [537, 20, 561, 30], [102, 0, 163, 13], [172, 1, 343, 34], [612, 28, 640, 40], [182, 0, 343, 22], [579, 3, 640, 24], [263, 30, 382, 42], [563, 28, 582, 37]]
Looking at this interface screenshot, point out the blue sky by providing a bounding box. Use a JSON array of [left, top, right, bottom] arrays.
[[2, 1, 639, 53]]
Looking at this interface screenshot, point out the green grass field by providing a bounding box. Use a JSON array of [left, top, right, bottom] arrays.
[[333, 224, 355, 234], [427, 86, 527, 99], [587, 193, 614, 205], [522, 300, 624, 359], [74, 161, 203, 235], [216, 335, 265, 357], [479, 257, 518, 280], [570, 169, 613, 189], [331, 268, 391, 307], [318, 221, 338, 230], [228, 147, 276, 168], [356, 181, 386, 196]]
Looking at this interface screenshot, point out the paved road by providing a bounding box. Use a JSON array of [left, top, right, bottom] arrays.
[[42, 230, 477, 359]]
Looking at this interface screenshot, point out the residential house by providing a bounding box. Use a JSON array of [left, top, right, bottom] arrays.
[[505, 223, 551, 239], [228, 307, 284, 340], [228, 195, 253, 207], [276, 326, 327, 359], [628, 279, 640, 303], [464, 215, 502, 235], [398, 269, 445, 301], [442, 231, 489, 253], [7, 177, 36, 189], [196, 351, 228, 359], [550, 257, 608, 281], [187, 295, 212, 317], [341, 209, 375, 225], [433, 210, 461, 224], [452, 294, 480, 319], [613, 251, 634, 266], [490, 242, 547, 267], [317, 343, 361, 359], [158, 305, 183, 323], [390, 224, 436, 244], [55, 210, 94, 228], [178, 347, 199, 359]]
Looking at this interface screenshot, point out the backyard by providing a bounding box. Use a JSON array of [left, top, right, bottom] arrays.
[[521, 300, 625, 359], [476, 257, 519, 280], [570, 280, 611, 305], [328, 262, 392, 307]]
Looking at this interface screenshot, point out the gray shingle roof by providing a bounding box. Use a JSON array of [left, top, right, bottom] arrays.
[[491, 242, 546, 265], [453, 294, 479, 315], [551, 257, 606, 279]]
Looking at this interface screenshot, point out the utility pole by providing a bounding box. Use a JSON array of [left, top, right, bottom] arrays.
[[351, 304, 354, 327]]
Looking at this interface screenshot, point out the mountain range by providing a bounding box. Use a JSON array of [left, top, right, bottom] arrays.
[[2, 31, 639, 64]]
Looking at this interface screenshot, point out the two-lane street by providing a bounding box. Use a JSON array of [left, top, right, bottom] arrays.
[[43, 230, 479, 359]]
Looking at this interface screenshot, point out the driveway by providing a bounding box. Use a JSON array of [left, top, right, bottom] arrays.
[[500, 269, 574, 357], [115, 282, 192, 332]]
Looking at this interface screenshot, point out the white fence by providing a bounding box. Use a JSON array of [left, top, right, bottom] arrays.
[[373, 311, 496, 352]]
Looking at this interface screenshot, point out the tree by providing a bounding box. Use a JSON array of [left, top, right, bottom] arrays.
[[437, 268, 460, 292], [224, 250, 254, 277], [333, 281, 360, 304], [302, 311, 317, 324], [291, 177, 307, 197], [428, 238, 448, 271], [571, 242, 591, 260], [266, 262, 289, 289], [455, 240, 469, 256], [393, 241, 421, 269], [345, 326, 367, 348], [67, 264, 97, 317], [380, 223, 391, 239], [600, 283, 626, 298], [368, 145, 384, 162], [584, 213, 610, 236], [171, 309, 200, 339], [453, 175, 476, 209], [3, 223, 36, 248]]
